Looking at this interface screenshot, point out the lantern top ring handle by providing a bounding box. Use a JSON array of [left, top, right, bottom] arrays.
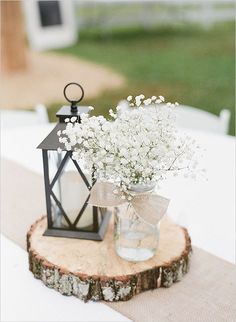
[[63, 82, 84, 104]]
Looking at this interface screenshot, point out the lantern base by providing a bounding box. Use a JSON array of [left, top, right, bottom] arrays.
[[43, 210, 111, 241]]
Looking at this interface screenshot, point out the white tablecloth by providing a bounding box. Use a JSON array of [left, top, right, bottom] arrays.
[[1, 234, 130, 322]]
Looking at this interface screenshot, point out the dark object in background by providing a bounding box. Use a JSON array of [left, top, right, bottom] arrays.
[[38, 0, 62, 27]]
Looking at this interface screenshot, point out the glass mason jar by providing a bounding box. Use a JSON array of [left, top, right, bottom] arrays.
[[114, 183, 160, 262]]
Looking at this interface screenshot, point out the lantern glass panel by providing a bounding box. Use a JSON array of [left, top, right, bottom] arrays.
[[47, 150, 99, 232]]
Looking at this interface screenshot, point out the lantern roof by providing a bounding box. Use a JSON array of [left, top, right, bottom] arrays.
[[56, 105, 89, 123], [37, 123, 66, 150]]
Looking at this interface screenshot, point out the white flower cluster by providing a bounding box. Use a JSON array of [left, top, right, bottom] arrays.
[[58, 95, 198, 191]]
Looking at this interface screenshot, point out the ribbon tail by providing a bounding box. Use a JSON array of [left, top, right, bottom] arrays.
[[132, 194, 170, 226], [88, 181, 125, 207]]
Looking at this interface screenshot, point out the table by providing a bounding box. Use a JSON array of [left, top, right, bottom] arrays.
[[1, 124, 235, 321], [2, 124, 235, 263]]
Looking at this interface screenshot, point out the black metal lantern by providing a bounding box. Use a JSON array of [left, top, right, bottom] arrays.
[[38, 83, 111, 240]]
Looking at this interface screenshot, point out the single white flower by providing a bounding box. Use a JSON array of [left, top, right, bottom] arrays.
[[88, 106, 94, 111], [127, 95, 132, 101], [155, 99, 162, 104], [144, 98, 152, 106], [71, 116, 77, 123]]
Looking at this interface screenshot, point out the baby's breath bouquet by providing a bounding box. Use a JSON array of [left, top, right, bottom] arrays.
[[58, 95, 198, 193], [59, 94, 199, 261]]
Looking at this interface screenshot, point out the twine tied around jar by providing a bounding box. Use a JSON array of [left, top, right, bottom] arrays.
[[88, 181, 170, 225]]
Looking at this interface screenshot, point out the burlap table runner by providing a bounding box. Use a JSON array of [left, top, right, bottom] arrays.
[[1, 158, 236, 322]]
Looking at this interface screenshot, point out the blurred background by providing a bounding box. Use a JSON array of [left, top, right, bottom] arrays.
[[1, 0, 235, 134]]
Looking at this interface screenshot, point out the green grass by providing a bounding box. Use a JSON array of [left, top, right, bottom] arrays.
[[49, 22, 235, 134]]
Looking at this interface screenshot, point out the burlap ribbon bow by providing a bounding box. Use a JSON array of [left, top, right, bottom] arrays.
[[88, 182, 170, 225]]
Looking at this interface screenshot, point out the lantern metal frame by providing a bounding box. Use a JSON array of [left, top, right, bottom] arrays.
[[38, 123, 111, 241], [37, 83, 111, 240]]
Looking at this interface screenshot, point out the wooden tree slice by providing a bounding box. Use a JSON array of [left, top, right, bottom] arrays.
[[27, 216, 191, 302]]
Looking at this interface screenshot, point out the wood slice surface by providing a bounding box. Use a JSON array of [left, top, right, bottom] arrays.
[[27, 216, 192, 302]]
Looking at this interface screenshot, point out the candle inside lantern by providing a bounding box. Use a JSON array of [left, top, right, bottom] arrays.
[[59, 170, 93, 229]]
